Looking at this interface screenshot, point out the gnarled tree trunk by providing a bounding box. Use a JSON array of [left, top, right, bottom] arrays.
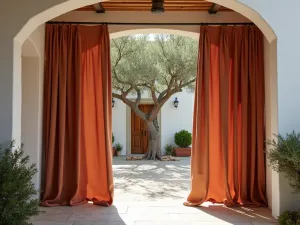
[[143, 118, 161, 160]]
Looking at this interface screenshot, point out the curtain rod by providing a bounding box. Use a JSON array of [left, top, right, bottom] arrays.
[[47, 21, 254, 26]]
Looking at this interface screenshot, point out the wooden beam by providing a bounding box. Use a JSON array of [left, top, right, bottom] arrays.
[[208, 3, 221, 14], [93, 3, 105, 13]]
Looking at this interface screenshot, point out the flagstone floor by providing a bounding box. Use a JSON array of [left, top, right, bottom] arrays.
[[32, 157, 277, 225]]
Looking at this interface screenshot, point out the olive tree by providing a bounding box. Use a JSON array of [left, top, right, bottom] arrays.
[[111, 34, 198, 160]]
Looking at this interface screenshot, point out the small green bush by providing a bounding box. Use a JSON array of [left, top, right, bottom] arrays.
[[165, 144, 174, 156], [267, 131, 300, 225], [278, 210, 300, 225], [112, 133, 115, 144], [115, 143, 123, 152], [0, 142, 43, 225], [174, 130, 192, 148], [267, 131, 300, 193]]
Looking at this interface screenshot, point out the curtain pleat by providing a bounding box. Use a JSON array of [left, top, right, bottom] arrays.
[[41, 24, 113, 207], [185, 26, 267, 207]]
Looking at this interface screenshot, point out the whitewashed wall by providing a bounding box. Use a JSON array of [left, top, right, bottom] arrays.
[[161, 91, 194, 154], [112, 90, 194, 155], [21, 24, 45, 189], [112, 98, 127, 155]]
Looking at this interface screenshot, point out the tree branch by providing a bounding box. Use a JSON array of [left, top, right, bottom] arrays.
[[150, 84, 159, 106], [179, 78, 196, 88], [134, 87, 142, 105], [113, 92, 146, 121]]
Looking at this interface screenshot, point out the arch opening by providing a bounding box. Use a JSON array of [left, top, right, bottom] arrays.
[[15, 0, 279, 218]]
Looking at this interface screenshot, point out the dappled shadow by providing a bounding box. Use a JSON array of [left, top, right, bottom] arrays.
[[31, 158, 275, 224], [113, 156, 191, 202]]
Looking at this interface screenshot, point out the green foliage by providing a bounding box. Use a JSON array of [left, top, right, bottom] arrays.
[[278, 210, 300, 225], [0, 141, 43, 225], [115, 143, 123, 152], [112, 133, 115, 144], [174, 130, 192, 148], [111, 34, 198, 98], [164, 144, 174, 156], [266, 131, 300, 193]]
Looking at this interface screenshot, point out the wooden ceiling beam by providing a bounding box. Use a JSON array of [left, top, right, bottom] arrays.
[[93, 3, 106, 13], [208, 3, 222, 14]]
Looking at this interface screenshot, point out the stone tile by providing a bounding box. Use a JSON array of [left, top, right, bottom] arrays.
[[32, 222, 74, 225], [191, 222, 252, 225], [127, 206, 207, 214], [33, 213, 72, 222], [40, 204, 128, 214], [134, 222, 166, 225], [127, 213, 228, 222], [32, 160, 277, 225], [67, 213, 128, 222], [73, 222, 129, 225], [135, 221, 190, 225]]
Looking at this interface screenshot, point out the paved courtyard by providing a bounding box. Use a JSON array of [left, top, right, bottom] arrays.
[[32, 157, 277, 225]]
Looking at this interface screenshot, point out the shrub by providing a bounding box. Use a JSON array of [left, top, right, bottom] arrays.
[[278, 210, 300, 225], [112, 133, 115, 144], [165, 144, 174, 156], [266, 131, 300, 193], [174, 130, 192, 148], [115, 143, 123, 152], [267, 131, 300, 225], [0, 142, 43, 225]]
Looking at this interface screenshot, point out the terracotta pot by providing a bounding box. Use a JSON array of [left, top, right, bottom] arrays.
[[174, 147, 191, 157], [116, 151, 122, 156], [112, 147, 116, 157]]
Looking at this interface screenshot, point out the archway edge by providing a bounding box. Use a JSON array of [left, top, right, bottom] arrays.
[[22, 38, 40, 57], [15, 0, 276, 44]]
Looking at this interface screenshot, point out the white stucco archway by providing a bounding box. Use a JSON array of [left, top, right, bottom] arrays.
[[14, 0, 279, 218]]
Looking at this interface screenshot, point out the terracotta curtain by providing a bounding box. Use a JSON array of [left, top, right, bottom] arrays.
[[41, 24, 113, 206], [185, 26, 267, 207]]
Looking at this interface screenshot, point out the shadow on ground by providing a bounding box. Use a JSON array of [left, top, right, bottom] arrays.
[[113, 156, 191, 202], [32, 157, 276, 224]]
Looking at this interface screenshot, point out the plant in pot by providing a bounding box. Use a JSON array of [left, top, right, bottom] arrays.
[[174, 130, 192, 157], [115, 143, 123, 156], [112, 133, 116, 157], [165, 144, 174, 156], [267, 131, 300, 224]]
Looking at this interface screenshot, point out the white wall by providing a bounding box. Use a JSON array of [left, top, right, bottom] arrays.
[[21, 57, 40, 188], [112, 98, 127, 155], [21, 24, 45, 189], [161, 91, 194, 154]]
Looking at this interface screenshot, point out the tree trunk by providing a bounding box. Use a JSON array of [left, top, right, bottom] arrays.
[[143, 118, 161, 160]]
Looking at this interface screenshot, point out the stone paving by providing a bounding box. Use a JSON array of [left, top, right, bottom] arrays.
[[32, 157, 277, 225]]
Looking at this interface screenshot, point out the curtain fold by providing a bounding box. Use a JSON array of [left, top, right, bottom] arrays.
[[185, 26, 267, 207], [41, 24, 113, 207]]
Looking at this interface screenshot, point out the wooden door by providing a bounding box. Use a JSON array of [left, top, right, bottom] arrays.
[[131, 104, 153, 154]]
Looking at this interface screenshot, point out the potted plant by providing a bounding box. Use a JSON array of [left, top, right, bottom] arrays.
[[165, 144, 174, 156], [112, 133, 116, 157], [174, 130, 192, 157], [115, 143, 123, 156]]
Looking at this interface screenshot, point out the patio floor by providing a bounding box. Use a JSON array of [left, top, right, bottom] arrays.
[[32, 157, 277, 225]]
